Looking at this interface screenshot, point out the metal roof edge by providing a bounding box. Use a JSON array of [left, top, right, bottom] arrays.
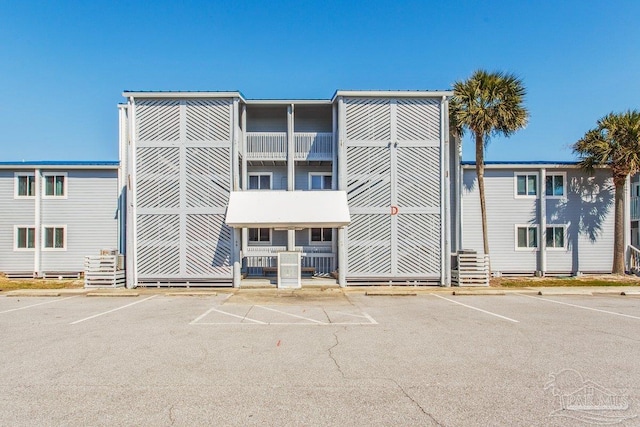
[[331, 90, 453, 102], [123, 91, 246, 102], [0, 161, 120, 169], [460, 161, 607, 169]]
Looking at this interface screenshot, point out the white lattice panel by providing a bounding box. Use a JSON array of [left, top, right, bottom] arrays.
[[396, 214, 441, 275], [186, 147, 231, 208], [347, 214, 392, 275], [136, 214, 180, 276], [136, 147, 180, 208], [346, 146, 391, 208], [136, 100, 180, 141], [186, 100, 232, 141], [396, 98, 440, 141], [186, 214, 231, 276], [345, 98, 391, 141], [396, 146, 440, 208]]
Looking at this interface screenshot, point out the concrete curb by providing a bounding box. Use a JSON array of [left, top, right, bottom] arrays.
[[538, 290, 593, 296], [365, 291, 418, 296], [86, 292, 139, 297], [165, 291, 218, 296], [5, 290, 61, 297]]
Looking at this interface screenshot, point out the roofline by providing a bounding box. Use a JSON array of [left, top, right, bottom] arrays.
[[244, 99, 333, 105], [0, 161, 119, 170], [123, 91, 246, 102], [331, 90, 453, 102], [460, 161, 605, 170]]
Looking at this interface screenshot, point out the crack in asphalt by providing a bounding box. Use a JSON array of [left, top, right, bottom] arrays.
[[392, 379, 443, 426], [328, 331, 346, 379], [168, 403, 176, 425]]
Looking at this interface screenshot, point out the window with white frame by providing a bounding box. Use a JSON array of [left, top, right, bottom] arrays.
[[248, 228, 271, 244], [248, 173, 272, 190], [43, 226, 66, 249], [546, 225, 566, 249], [15, 173, 35, 198], [309, 173, 332, 190], [515, 173, 537, 197], [545, 173, 566, 197], [310, 228, 332, 243], [15, 226, 35, 250], [43, 173, 66, 197], [516, 225, 538, 249]]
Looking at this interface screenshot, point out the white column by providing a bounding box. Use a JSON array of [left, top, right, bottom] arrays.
[[126, 97, 137, 288], [287, 104, 295, 251], [33, 168, 42, 277], [233, 228, 241, 288], [625, 175, 632, 262], [337, 97, 347, 287], [442, 96, 451, 286], [241, 104, 248, 257]]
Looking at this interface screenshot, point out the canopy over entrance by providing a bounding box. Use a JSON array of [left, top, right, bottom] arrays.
[[225, 191, 350, 229]]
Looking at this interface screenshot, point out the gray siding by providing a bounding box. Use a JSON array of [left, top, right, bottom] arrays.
[[0, 171, 35, 272], [462, 167, 614, 274], [294, 106, 332, 132], [246, 106, 287, 132], [40, 170, 118, 272], [246, 166, 287, 190]]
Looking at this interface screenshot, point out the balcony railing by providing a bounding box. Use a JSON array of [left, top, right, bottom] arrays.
[[244, 245, 335, 276], [245, 132, 333, 161], [632, 196, 640, 221]]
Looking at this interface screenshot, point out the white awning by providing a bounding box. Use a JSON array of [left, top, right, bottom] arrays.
[[225, 191, 351, 229]]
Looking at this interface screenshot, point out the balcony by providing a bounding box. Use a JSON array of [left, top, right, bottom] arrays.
[[633, 196, 640, 221], [245, 132, 333, 161]]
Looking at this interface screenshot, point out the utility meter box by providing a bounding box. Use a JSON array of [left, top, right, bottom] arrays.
[[277, 251, 301, 289]]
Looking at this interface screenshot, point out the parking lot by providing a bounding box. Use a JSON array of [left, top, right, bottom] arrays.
[[0, 290, 639, 426]]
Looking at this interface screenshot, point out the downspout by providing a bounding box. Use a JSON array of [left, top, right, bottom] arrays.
[[540, 168, 546, 276], [34, 168, 41, 277]]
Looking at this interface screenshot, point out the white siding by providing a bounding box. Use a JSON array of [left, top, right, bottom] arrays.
[[0, 171, 35, 272], [462, 167, 615, 274], [40, 170, 118, 272]]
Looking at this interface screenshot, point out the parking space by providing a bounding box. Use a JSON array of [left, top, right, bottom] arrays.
[[1, 291, 639, 426]]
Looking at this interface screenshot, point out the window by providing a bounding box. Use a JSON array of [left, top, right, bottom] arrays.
[[309, 173, 332, 190], [248, 228, 271, 243], [516, 225, 538, 249], [310, 228, 332, 243], [515, 173, 537, 197], [15, 226, 35, 250], [545, 174, 566, 197], [43, 226, 65, 249], [43, 173, 66, 197], [15, 173, 35, 198], [546, 226, 566, 249], [248, 173, 271, 190]]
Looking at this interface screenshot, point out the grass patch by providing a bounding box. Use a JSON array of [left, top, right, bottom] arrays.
[[492, 276, 640, 288], [0, 277, 83, 291]]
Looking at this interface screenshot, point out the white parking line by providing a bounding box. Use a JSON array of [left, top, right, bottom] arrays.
[[70, 295, 158, 324], [0, 296, 79, 314], [254, 305, 327, 324], [431, 294, 519, 323], [190, 307, 266, 325], [518, 293, 640, 320]]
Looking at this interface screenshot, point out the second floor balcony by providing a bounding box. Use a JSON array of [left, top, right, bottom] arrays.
[[246, 132, 333, 161]]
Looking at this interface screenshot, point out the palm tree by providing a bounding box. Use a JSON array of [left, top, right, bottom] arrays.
[[450, 70, 529, 257], [573, 110, 640, 274]]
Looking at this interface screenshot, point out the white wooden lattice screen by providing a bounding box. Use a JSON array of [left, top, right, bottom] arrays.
[[344, 97, 442, 279], [134, 99, 233, 281]]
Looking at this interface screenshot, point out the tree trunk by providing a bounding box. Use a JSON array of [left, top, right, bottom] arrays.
[[475, 134, 490, 258], [612, 179, 626, 274]]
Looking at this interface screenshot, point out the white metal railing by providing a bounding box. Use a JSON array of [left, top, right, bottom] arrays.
[[628, 245, 640, 273], [632, 197, 640, 220], [246, 132, 287, 160], [244, 246, 335, 276], [245, 132, 333, 161], [294, 132, 333, 160]]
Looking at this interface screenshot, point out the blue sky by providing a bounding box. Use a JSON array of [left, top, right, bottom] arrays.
[[1, 1, 638, 162]]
